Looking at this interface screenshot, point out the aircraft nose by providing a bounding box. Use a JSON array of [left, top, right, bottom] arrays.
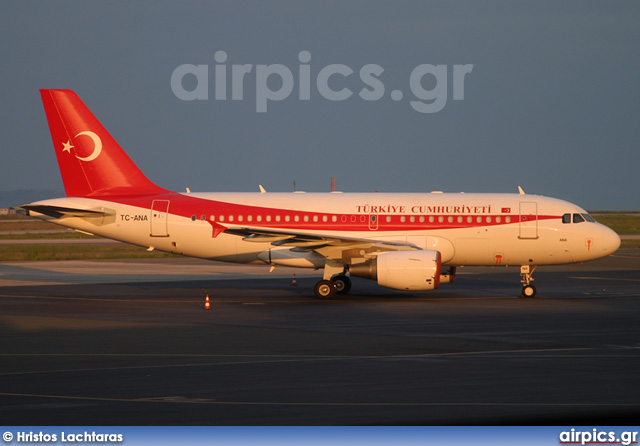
[[599, 224, 621, 255]]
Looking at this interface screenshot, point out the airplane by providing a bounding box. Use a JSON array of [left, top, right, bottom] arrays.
[[21, 89, 621, 299]]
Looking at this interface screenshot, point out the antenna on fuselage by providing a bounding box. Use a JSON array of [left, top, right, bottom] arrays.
[[518, 186, 526, 195]]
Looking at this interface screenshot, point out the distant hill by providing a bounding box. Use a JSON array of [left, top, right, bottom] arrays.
[[0, 190, 64, 209]]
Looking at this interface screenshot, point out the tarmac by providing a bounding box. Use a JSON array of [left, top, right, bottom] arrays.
[[1, 248, 639, 425]]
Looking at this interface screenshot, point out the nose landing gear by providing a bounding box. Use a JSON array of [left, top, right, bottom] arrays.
[[520, 265, 538, 298]]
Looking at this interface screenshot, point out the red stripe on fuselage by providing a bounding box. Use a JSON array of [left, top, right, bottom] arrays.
[[104, 193, 559, 235]]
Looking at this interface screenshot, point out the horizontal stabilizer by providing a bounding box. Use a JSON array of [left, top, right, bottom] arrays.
[[21, 204, 112, 219]]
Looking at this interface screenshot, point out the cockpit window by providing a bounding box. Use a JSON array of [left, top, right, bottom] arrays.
[[563, 213, 595, 224], [582, 213, 595, 222]]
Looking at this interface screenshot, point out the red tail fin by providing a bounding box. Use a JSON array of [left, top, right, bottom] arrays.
[[40, 89, 168, 197]]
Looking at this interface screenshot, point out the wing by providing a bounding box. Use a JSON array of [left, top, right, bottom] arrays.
[[223, 226, 419, 264]]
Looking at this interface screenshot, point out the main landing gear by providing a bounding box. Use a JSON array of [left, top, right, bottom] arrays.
[[520, 265, 538, 298], [314, 261, 352, 299], [314, 273, 352, 299]]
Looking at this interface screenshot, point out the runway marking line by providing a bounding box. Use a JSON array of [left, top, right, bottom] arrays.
[[0, 294, 317, 304], [4, 346, 638, 362], [0, 347, 598, 360], [1, 391, 640, 407], [4, 347, 639, 378], [1, 351, 638, 373], [569, 276, 640, 282], [0, 294, 200, 303]]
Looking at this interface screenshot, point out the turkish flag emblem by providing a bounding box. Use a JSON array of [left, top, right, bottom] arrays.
[[501, 207, 511, 213]]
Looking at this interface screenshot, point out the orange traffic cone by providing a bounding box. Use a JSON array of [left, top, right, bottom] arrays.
[[291, 274, 297, 286], [204, 294, 211, 310]]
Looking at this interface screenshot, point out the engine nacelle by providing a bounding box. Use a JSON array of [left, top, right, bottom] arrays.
[[351, 250, 442, 291]]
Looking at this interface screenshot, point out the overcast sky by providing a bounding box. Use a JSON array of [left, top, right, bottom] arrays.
[[1, 1, 638, 210]]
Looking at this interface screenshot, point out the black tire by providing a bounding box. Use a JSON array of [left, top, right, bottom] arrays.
[[332, 275, 352, 294], [315, 280, 337, 299], [521, 285, 538, 298]]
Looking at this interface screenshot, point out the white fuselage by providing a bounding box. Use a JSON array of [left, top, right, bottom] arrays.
[[30, 191, 621, 269]]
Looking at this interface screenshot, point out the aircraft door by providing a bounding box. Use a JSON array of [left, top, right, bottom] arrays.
[[150, 200, 170, 237], [519, 201, 538, 239]]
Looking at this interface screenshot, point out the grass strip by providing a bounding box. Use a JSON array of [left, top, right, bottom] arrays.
[[0, 244, 180, 261]]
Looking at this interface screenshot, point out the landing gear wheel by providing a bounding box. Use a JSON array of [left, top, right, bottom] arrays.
[[521, 284, 538, 298], [315, 280, 337, 299], [332, 274, 352, 294]]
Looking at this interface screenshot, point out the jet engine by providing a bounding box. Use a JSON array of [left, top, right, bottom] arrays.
[[350, 250, 442, 291]]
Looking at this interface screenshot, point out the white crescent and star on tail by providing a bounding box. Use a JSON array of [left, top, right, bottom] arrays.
[[61, 131, 102, 162]]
